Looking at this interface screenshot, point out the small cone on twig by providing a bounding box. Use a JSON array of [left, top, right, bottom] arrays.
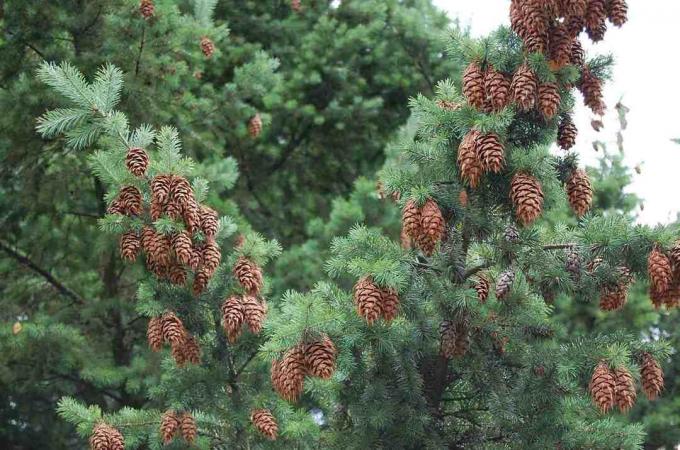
[[171, 231, 193, 266], [161, 312, 185, 347], [589, 361, 616, 412], [484, 65, 511, 111], [579, 67, 606, 115], [381, 287, 400, 322], [305, 334, 337, 379], [139, 0, 155, 19], [120, 231, 140, 262], [608, 0, 628, 27], [90, 422, 124, 450], [440, 320, 457, 359], [251, 409, 278, 440], [495, 270, 515, 300], [402, 199, 421, 241], [147, 316, 163, 351], [199, 206, 218, 237]]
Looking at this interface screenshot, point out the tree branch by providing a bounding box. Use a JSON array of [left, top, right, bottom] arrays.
[[464, 262, 492, 279], [542, 243, 576, 250]]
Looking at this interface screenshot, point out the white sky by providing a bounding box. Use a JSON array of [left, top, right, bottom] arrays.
[[433, 0, 680, 225]]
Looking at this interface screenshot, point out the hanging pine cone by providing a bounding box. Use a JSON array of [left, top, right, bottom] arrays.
[[90, 423, 124, 450], [242, 295, 267, 334], [199, 206, 218, 237], [495, 270, 515, 300], [171, 231, 193, 266], [475, 275, 490, 303], [669, 240, 680, 269], [510, 173, 544, 226], [119, 231, 140, 262], [484, 65, 511, 112], [585, 0, 607, 30], [272, 345, 307, 402], [586, 22, 607, 42], [522, 1, 549, 36], [182, 198, 201, 234], [201, 238, 221, 275], [402, 199, 422, 242], [147, 316, 163, 351], [161, 312, 185, 347], [524, 30, 548, 54], [192, 268, 210, 295], [510, 63, 538, 111], [476, 133, 505, 174], [125, 147, 149, 177], [549, 23, 572, 67], [566, 168, 593, 217], [233, 256, 264, 294], [305, 334, 337, 379], [579, 67, 605, 115], [200, 37, 215, 58], [248, 113, 263, 138], [151, 174, 172, 205], [648, 246, 673, 297], [251, 409, 278, 440], [118, 186, 143, 216], [160, 410, 179, 444], [290, 0, 302, 12], [558, 116, 577, 150], [381, 287, 400, 322], [221, 296, 244, 342], [353, 276, 383, 325], [182, 334, 201, 365], [457, 130, 483, 188], [179, 413, 197, 444], [168, 263, 187, 285], [571, 39, 585, 67], [565, 250, 582, 281], [510, 0, 528, 38], [147, 232, 171, 267], [538, 82, 561, 119], [640, 352, 664, 400], [608, 0, 628, 27], [139, 0, 155, 19], [418, 198, 445, 256], [600, 284, 627, 311], [504, 224, 520, 243], [614, 366, 636, 412], [563, 0, 587, 17], [462, 62, 486, 110], [170, 177, 193, 208], [440, 320, 457, 359], [589, 361, 616, 412]]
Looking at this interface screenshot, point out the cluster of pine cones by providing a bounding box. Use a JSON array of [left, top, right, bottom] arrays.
[[589, 353, 663, 413], [648, 244, 680, 309], [90, 423, 124, 450], [159, 410, 197, 445], [401, 198, 445, 256], [352, 276, 400, 325], [221, 256, 268, 341], [250, 409, 279, 440], [147, 312, 201, 367], [271, 334, 337, 402]]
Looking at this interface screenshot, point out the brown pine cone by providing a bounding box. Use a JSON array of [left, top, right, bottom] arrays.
[[648, 246, 673, 297], [221, 296, 244, 343], [669, 240, 680, 269], [522, 1, 549, 36], [201, 238, 222, 275], [170, 177, 193, 209], [457, 130, 483, 188], [200, 37, 215, 58], [566, 168, 593, 217], [524, 30, 548, 54], [147, 316, 163, 352], [192, 268, 210, 295], [557, 116, 577, 150], [160, 410, 179, 444], [586, 22, 607, 42], [168, 263, 187, 286], [510, 0, 528, 38], [476, 133, 505, 174], [571, 39, 585, 67], [147, 232, 171, 268], [182, 198, 201, 234], [462, 62, 486, 110], [402, 199, 422, 241], [171, 231, 193, 266], [273, 345, 307, 402], [566, 250, 582, 281], [182, 334, 201, 365], [89, 423, 111, 450], [510, 63, 538, 111], [151, 175, 173, 205], [640, 352, 664, 400], [484, 65, 511, 112], [495, 270, 516, 300], [614, 366, 636, 413], [140, 226, 155, 253], [600, 284, 627, 311], [120, 231, 140, 262], [440, 320, 457, 359], [381, 287, 400, 322], [125, 147, 149, 177], [171, 341, 187, 368], [418, 198, 445, 256], [305, 334, 337, 379], [585, 0, 607, 29], [475, 275, 490, 303], [353, 276, 383, 325], [139, 0, 155, 19], [161, 312, 186, 347], [589, 361, 616, 412], [179, 412, 197, 444], [233, 256, 264, 294], [242, 295, 267, 334], [199, 206, 218, 237], [608, 0, 628, 27], [251, 409, 278, 440], [563, 0, 587, 17], [248, 113, 263, 138], [118, 186, 142, 216], [510, 173, 544, 226], [538, 82, 561, 119], [549, 23, 572, 67], [579, 66, 605, 115], [565, 14, 585, 38]]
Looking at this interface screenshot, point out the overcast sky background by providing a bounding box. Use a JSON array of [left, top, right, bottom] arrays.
[[432, 0, 680, 225]]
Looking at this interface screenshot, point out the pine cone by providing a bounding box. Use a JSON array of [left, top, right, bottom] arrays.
[[510, 63, 538, 111], [524, 30, 548, 53], [585, 0, 607, 30], [221, 296, 245, 343], [457, 130, 483, 188], [119, 231, 140, 262], [600, 285, 627, 311], [353, 276, 383, 325], [290, 0, 302, 12], [151, 175, 172, 205], [182, 334, 201, 365], [171, 231, 193, 266], [510, 0, 528, 38], [179, 413, 197, 444], [170, 177, 193, 209], [579, 67, 605, 115], [522, 1, 549, 36], [510, 173, 544, 226], [558, 116, 577, 150], [168, 263, 187, 286], [571, 39, 585, 67], [669, 240, 680, 269], [273, 345, 307, 402], [200, 37, 215, 58], [233, 257, 264, 294], [440, 320, 457, 359], [160, 411, 180, 444], [504, 225, 520, 243], [139, 0, 155, 19], [118, 186, 142, 216], [192, 268, 210, 295], [182, 198, 201, 234], [496, 270, 516, 300], [648, 246, 673, 297], [589, 361, 616, 412], [563, 0, 587, 17], [614, 366, 636, 412], [90, 423, 112, 450], [484, 66, 511, 112], [418, 198, 445, 256], [125, 147, 149, 177], [305, 334, 337, 379], [640, 352, 664, 400], [199, 206, 218, 237], [549, 23, 572, 67], [566, 168, 593, 217], [586, 22, 607, 42], [462, 62, 486, 110], [147, 232, 171, 267], [201, 238, 221, 275], [242, 295, 267, 334], [402, 199, 422, 241], [608, 0, 628, 27], [147, 316, 163, 351], [248, 114, 263, 138], [251, 409, 278, 440], [381, 287, 400, 322], [565, 250, 581, 281], [475, 275, 490, 303], [538, 82, 561, 119], [161, 312, 185, 347], [476, 133, 505, 174]]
